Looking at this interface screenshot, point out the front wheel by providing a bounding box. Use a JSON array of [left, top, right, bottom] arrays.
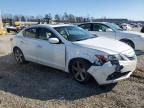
[[13, 48, 26, 64], [70, 60, 91, 83]]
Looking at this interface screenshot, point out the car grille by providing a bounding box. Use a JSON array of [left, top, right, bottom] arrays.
[[106, 71, 131, 80]]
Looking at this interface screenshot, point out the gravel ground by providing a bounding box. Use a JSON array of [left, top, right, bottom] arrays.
[[0, 35, 144, 108]]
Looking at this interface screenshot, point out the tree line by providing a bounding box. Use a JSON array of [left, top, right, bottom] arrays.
[[2, 12, 96, 24]]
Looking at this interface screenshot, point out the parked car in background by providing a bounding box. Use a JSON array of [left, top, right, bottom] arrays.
[[5, 26, 18, 33], [78, 22, 144, 50], [6, 25, 26, 33], [141, 26, 144, 33], [11, 24, 137, 85], [120, 23, 132, 31]]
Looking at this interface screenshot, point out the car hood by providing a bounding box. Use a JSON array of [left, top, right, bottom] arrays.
[[121, 31, 144, 37], [73, 37, 131, 54]]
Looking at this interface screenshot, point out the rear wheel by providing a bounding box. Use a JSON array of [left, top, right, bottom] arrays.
[[70, 59, 91, 83], [13, 48, 26, 64]]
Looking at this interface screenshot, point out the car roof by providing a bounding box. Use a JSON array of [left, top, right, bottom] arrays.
[[49, 24, 75, 28], [79, 22, 110, 25], [28, 24, 75, 28]]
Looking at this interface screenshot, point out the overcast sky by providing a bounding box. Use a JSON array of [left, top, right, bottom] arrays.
[[0, 0, 144, 21]]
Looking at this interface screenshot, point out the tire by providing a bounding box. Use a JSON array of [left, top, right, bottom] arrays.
[[141, 27, 144, 33], [70, 59, 91, 83], [121, 40, 135, 49], [13, 48, 26, 64]]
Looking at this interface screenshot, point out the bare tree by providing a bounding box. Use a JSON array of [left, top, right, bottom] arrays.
[[21, 16, 26, 21], [63, 12, 69, 22], [68, 14, 76, 23], [55, 14, 61, 22], [14, 15, 19, 21], [44, 13, 52, 24]]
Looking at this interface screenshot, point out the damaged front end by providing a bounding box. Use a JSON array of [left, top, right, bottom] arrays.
[[87, 54, 136, 85]]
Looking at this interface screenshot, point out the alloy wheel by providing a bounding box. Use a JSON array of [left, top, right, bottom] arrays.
[[14, 49, 24, 63], [72, 61, 87, 82]]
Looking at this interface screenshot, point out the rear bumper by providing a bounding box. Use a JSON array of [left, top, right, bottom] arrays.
[[87, 60, 137, 85]]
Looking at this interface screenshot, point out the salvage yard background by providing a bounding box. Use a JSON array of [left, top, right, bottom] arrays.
[[0, 33, 144, 108]]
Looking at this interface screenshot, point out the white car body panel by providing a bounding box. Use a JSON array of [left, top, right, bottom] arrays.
[[90, 31, 116, 39]]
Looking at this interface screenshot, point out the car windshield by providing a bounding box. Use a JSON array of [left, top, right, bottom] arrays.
[[54, 26, 95, 42], [107, 23, 123, 31]]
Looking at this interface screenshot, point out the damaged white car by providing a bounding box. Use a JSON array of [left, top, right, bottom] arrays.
[[11, 24, 137, 85]]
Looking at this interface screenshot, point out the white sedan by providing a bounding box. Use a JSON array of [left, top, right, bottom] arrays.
[[79, 22, 144, 50], [11, 24, 137, 85]]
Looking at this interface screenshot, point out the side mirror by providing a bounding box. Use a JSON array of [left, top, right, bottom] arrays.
[[106, 28, 113, 32], [48, 38, 60, 44]]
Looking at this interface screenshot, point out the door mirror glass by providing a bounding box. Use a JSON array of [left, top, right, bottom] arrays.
[[48, 38, 60, 44]]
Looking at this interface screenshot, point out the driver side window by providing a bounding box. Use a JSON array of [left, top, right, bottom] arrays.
[[38, 28, 56, 40]]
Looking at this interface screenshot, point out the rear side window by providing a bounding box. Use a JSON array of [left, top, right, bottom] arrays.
[[93, 24, 110, 32], [93, 24, 102, 31], [23, 28, 37, 38], [79, 24, 91, 31]]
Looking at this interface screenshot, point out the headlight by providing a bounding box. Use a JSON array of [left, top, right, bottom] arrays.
[[108, 55, 124, 61], [94, 54, 124, 66], [95, 55, 108, 66]]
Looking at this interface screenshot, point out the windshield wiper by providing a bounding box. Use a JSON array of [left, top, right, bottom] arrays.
[[74, 37, 95, 41]]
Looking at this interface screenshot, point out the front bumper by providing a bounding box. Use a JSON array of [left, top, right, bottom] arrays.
[[87, 60, 137, 85]]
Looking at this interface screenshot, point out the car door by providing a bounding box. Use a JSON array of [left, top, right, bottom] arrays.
[[36, 27, 66, 70], [91, 23, 116, 39], [21, 27, 40, 62]]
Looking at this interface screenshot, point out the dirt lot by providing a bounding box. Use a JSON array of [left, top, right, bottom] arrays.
[[0, 35, 144, 108]]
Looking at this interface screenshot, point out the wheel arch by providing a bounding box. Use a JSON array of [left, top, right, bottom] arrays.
[[13, 46, 21, 52], [13, 46, 25, 57], [120, 38, 135, 49], [68, 57, 92, 72]]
